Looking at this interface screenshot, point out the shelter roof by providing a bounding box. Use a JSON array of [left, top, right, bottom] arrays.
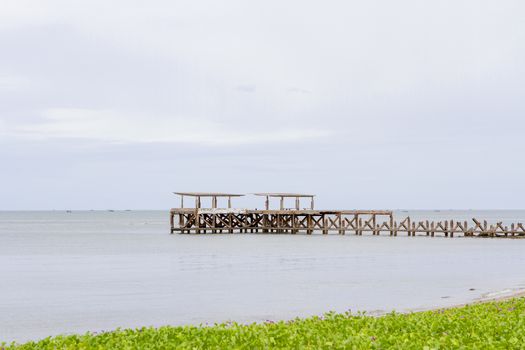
[[252, 193, 315, 197], [173, 192, 244, 197]]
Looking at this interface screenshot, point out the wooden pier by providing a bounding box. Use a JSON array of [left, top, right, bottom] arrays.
[[169, 192, 525, 238]]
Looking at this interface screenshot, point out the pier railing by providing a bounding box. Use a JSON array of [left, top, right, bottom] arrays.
[[169, 209, 525, 238]]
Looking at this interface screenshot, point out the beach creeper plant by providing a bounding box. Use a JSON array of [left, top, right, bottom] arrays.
[[3, 298, 525, 349]]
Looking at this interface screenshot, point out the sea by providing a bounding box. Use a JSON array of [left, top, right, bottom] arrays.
[[1, 210, 525, 343]]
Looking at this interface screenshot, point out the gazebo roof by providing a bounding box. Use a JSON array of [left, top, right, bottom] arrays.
[[252, 193, 315, 197], [173, 192, 244, 197]]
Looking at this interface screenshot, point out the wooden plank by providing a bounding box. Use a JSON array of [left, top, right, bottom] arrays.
[[168, 210, 525, 238]]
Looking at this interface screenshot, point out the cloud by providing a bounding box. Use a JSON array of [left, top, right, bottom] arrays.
[[8, 108, 332, 145], [0, 75, 35, 92], [234, 85, 256, 93], [0, 0, 524, 210], [287, 87, 310, 94]]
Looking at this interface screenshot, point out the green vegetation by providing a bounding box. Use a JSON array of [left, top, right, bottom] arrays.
[[4, 298, 525, 349]]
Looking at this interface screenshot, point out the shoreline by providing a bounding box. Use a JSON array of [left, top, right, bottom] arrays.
[[4, 288, 525, 346], [4, 293, 525, 349], [404, 287, 525, 315]]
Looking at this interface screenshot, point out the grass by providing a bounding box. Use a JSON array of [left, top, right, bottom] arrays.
[[3, 298, 525, 349]]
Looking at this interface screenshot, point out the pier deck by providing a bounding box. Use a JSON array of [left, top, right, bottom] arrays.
[[169, 192, 525, 238], [170, 208, 394, 235]]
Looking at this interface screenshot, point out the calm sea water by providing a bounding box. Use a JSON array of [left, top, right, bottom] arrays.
[[1, 210, 525, 343]]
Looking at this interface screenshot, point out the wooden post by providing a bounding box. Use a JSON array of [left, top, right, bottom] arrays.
[[228, 196, 231, 209], [295, 197, 300, 210], [181, 195, 184, 209], [170, 212, 174, 233], [201, 214, 206, 234], [195, 211, 200, 234], [322, 214, 328, 234], [179, 213, 184, 234], [212, 196, 217, 209], [280, 196, 284, 210], [265, 196, 269, 210], [307, 214, 312, 234], [310, 197, 314, 210], [389, 214, 394, 236]]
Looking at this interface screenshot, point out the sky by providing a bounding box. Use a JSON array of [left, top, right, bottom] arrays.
[[0, 0, 524, 210]]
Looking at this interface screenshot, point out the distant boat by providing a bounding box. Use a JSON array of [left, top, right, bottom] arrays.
[[66, 210, 72, 213]]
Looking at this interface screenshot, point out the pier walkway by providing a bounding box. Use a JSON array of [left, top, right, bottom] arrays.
[[169, 192, 525, 238]]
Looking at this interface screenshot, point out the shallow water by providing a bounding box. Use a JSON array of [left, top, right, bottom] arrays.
[[1, 210, 525, 343]]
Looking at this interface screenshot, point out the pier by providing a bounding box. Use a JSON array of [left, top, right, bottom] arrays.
[[170, 192, 525, 238]]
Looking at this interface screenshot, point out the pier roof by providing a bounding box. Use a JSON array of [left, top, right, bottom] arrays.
[[173, 192, 244, 197], [253, 193, 315, 197]]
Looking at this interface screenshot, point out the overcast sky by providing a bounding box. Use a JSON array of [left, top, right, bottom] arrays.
[[1, 0, 524, 210]]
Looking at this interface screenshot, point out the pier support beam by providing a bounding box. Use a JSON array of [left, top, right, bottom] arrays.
[[195, 212, 200, 234]]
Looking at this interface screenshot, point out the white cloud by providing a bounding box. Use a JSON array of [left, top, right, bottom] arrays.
[[0, 75, 35, 92], [0, 119, 6, 136], [9, 108, 332, 145], [1, 0, 524, 209], [235, 85, 256, 93], [5, 0, 522, 99]]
